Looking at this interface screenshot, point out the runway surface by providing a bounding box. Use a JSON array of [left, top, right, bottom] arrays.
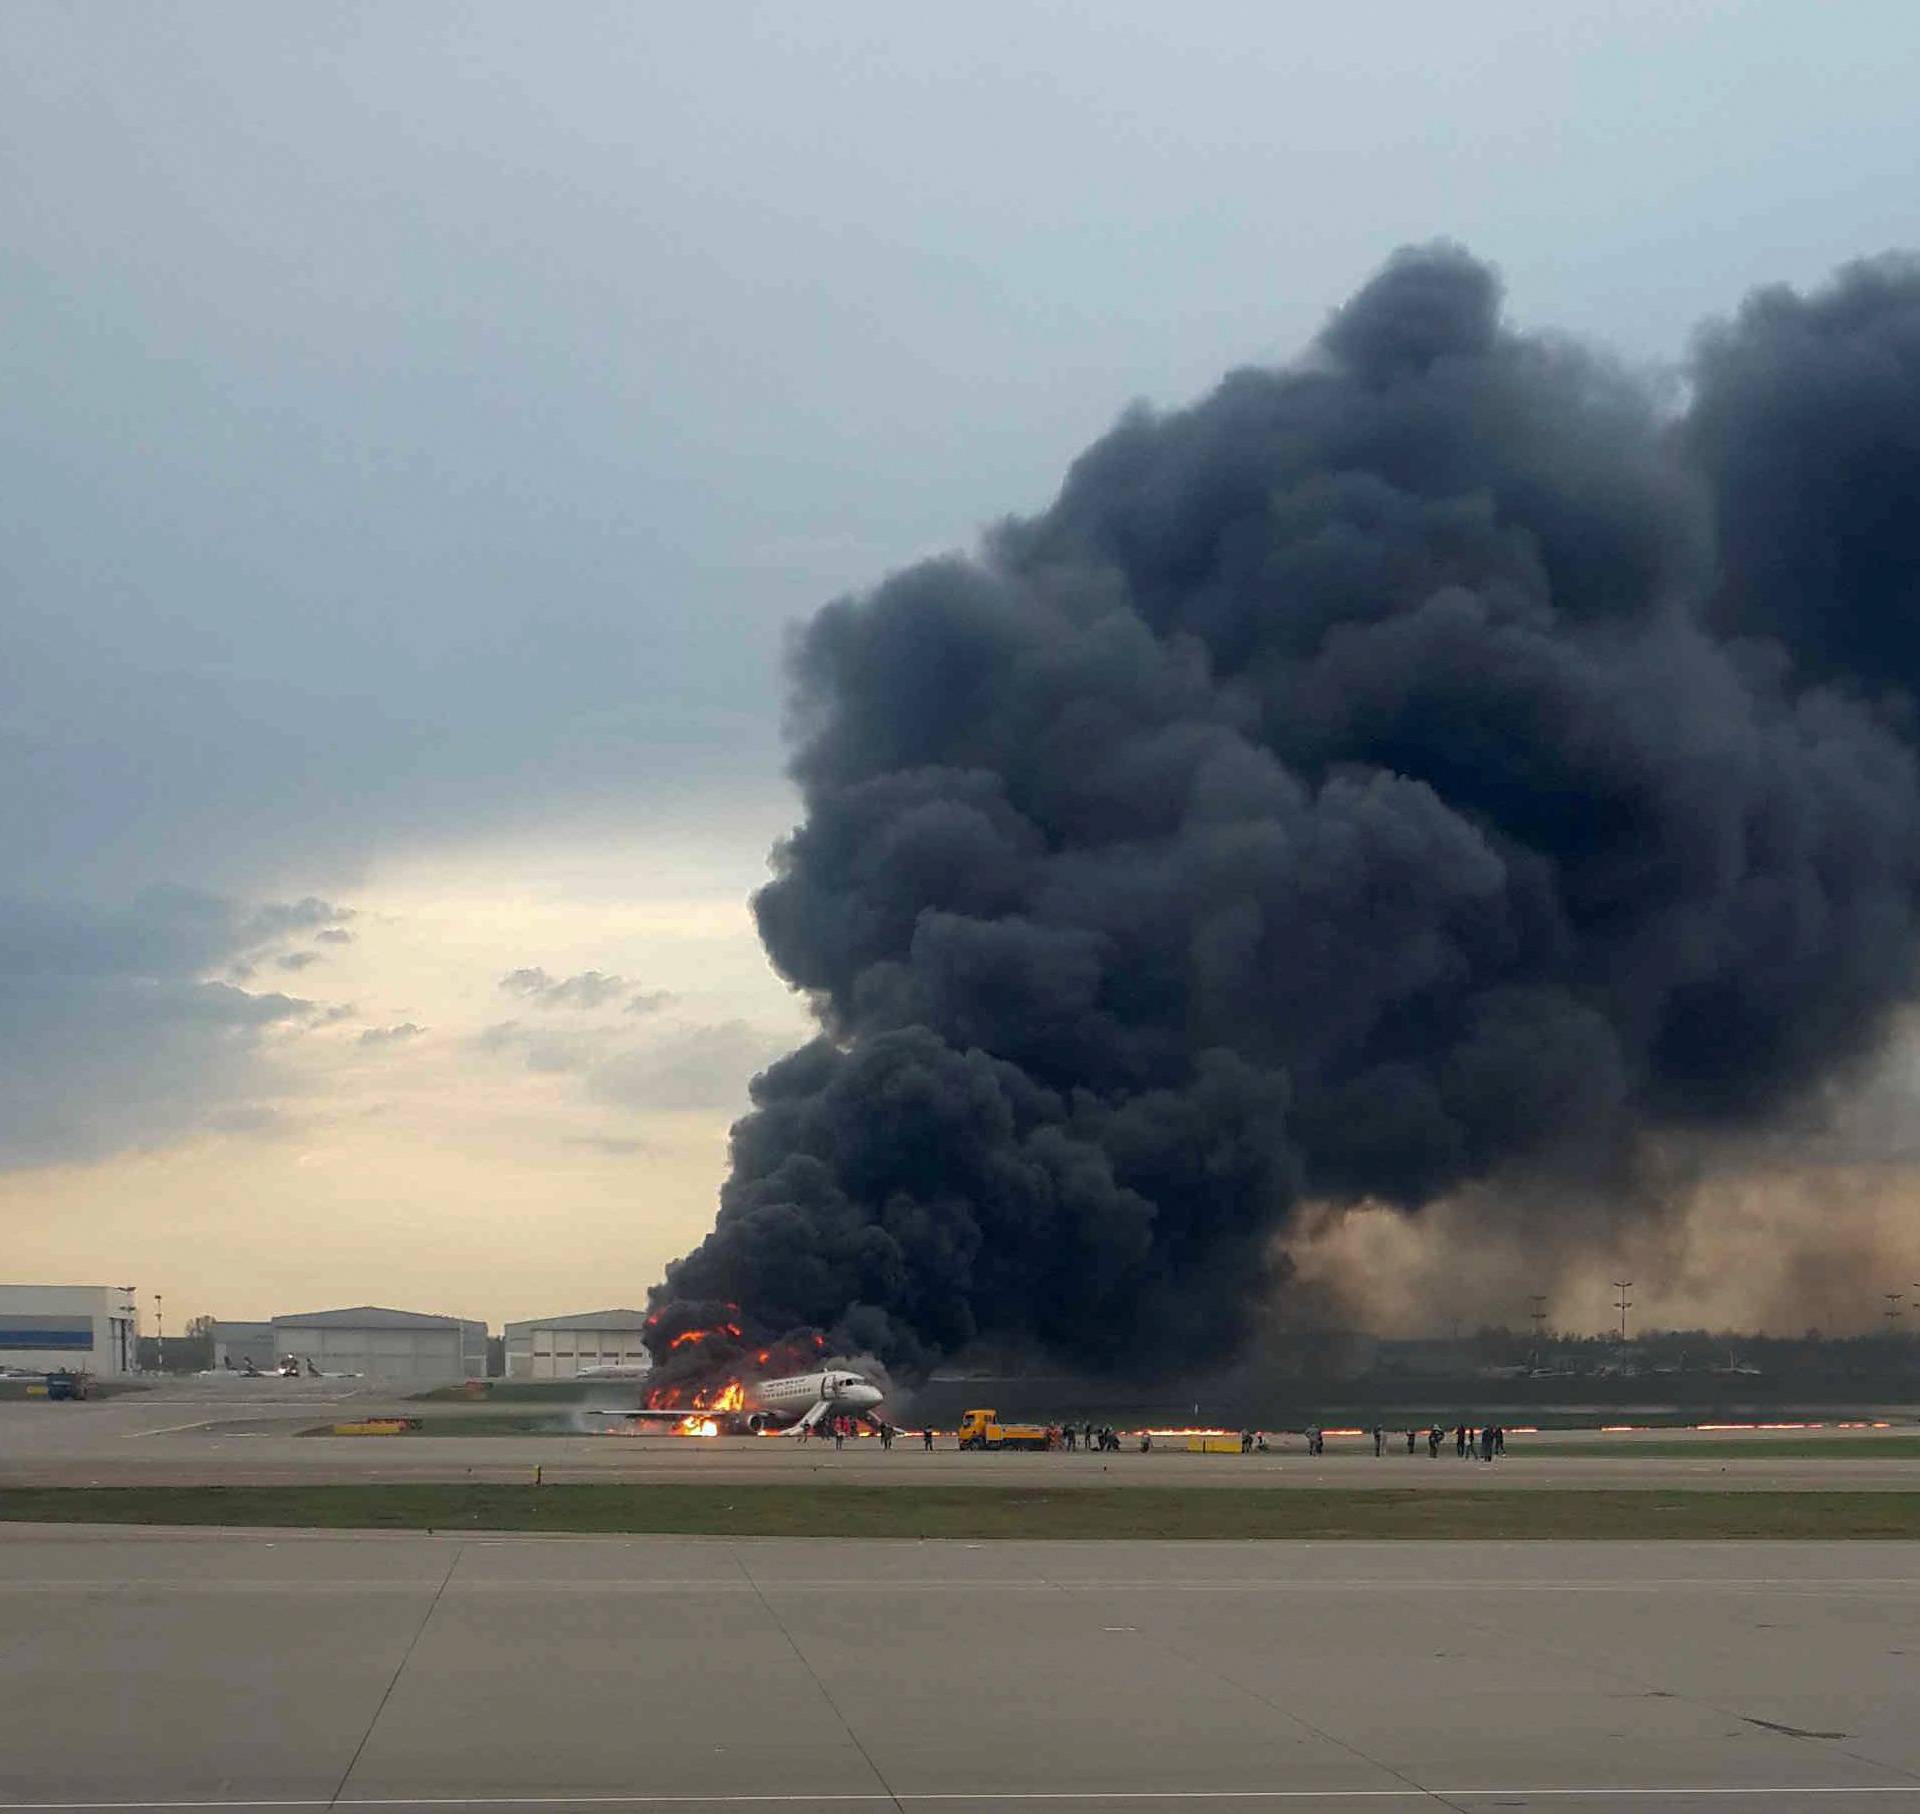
[[3, 1525, 1919, 1812], [4, 1381, 1918, 1491]]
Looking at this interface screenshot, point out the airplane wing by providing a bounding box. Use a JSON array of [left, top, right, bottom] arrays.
[[582, 1406, 703, 1421]]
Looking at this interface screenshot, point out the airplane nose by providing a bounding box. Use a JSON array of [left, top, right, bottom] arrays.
[[850, 1384, 881, 1407]]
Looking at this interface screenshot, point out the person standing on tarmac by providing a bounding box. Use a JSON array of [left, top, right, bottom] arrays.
[[1455, 1423, 1469, 1458], [922, 1427, 934, 1451], [1372, 1425, 1385, 1457], [1427, 1425, 1441, 1458], [1494, 1425, 1506, 1456]]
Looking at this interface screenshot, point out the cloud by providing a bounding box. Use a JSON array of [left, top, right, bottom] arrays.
[[204, 1104, 293, 1137], [476, 1011, 784, 1113], [277, 951, 323, 972], [244, 898, 354, 944], [0, 887, 337, 1168], [626, 988, 676, 1015], [357, 1022, 425, 1047], [586, 1020, 785, 1114], [474, 1019, 601, 1074], [562, 1133, 650, 1156], [316, 928, 355, 946], [499, 967, 643, 1011]]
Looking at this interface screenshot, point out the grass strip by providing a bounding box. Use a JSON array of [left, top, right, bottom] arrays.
[[298, 1414, 571, 1437], [412, 1383, 592, 1405], [2, 1485, 1918, 1539]]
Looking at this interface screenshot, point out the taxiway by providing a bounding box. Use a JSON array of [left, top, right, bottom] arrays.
[[2, 1525, 1918, 1811]]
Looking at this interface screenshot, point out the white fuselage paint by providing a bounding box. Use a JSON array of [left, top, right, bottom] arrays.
[[744, 1369, 884, 1423], [602, 1368, 885, 1431]]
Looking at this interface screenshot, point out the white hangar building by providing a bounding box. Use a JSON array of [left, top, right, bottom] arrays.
[[272, 1306, 487, 1385], [504, 1308, 652, 1380], [211, 1320, 276, 1371], [0, 1284, 139, 1376]]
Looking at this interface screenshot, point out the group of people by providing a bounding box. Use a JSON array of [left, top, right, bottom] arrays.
[[802, 1416, 939, 1449], [800, 1415, 880, 1449], [807, 1418, 1509, 1456], [1247, 1422, 1511, 1458], [1367, 1422, 1509, 1459], [1433, 1422, 1506, 1460]]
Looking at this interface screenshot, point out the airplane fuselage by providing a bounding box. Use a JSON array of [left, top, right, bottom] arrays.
[[601, 1367, 883, 1434], [748, 1369, 883, 1428]]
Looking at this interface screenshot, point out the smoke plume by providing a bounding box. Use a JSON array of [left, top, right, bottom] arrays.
[[649, 244, 1920, 1375]]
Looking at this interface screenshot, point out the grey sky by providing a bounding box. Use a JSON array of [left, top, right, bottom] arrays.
[[3, 3, 1919, 1315], [8, 4, 1917, 894]]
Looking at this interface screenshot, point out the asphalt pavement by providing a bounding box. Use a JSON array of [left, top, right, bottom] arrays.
[[3, 1525, 1919, 1811], [3, 1379, 1918, 1489]]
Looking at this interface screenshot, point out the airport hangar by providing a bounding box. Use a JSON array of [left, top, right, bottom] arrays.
[[0, 1283, 140, 1376], [503, 1307, 652, 1378], [266, 1306, 487, 1385], [210, 1320, 276, 1371]]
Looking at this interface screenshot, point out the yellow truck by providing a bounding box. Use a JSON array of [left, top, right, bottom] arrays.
[[957, 1407, 1054, 1451]]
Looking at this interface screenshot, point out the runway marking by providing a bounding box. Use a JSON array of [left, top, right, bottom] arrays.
[[9, 1791, 1920, 1808], [330, 1543, 464, 1804], [3, 1574, 1920, 1581]]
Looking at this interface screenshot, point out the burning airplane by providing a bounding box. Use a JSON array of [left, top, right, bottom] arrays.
[[596, 1312, 884, 1435], [642, 243, 1920, 1380]]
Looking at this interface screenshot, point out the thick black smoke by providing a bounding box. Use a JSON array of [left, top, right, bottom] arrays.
[[649, 245, 1920, 1376]]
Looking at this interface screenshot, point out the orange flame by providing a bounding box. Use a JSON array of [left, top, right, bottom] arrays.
[[665, 1319, 746, 1352], [672, 1378, 745, 1435]]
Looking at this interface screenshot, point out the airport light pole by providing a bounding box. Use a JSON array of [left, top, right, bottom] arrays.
[[1612, 1280, 1632, 1343], [1529, 1294, 1548, 1362], [116, 1286, 136, 1374], [154, 1292, 163, 1374]]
